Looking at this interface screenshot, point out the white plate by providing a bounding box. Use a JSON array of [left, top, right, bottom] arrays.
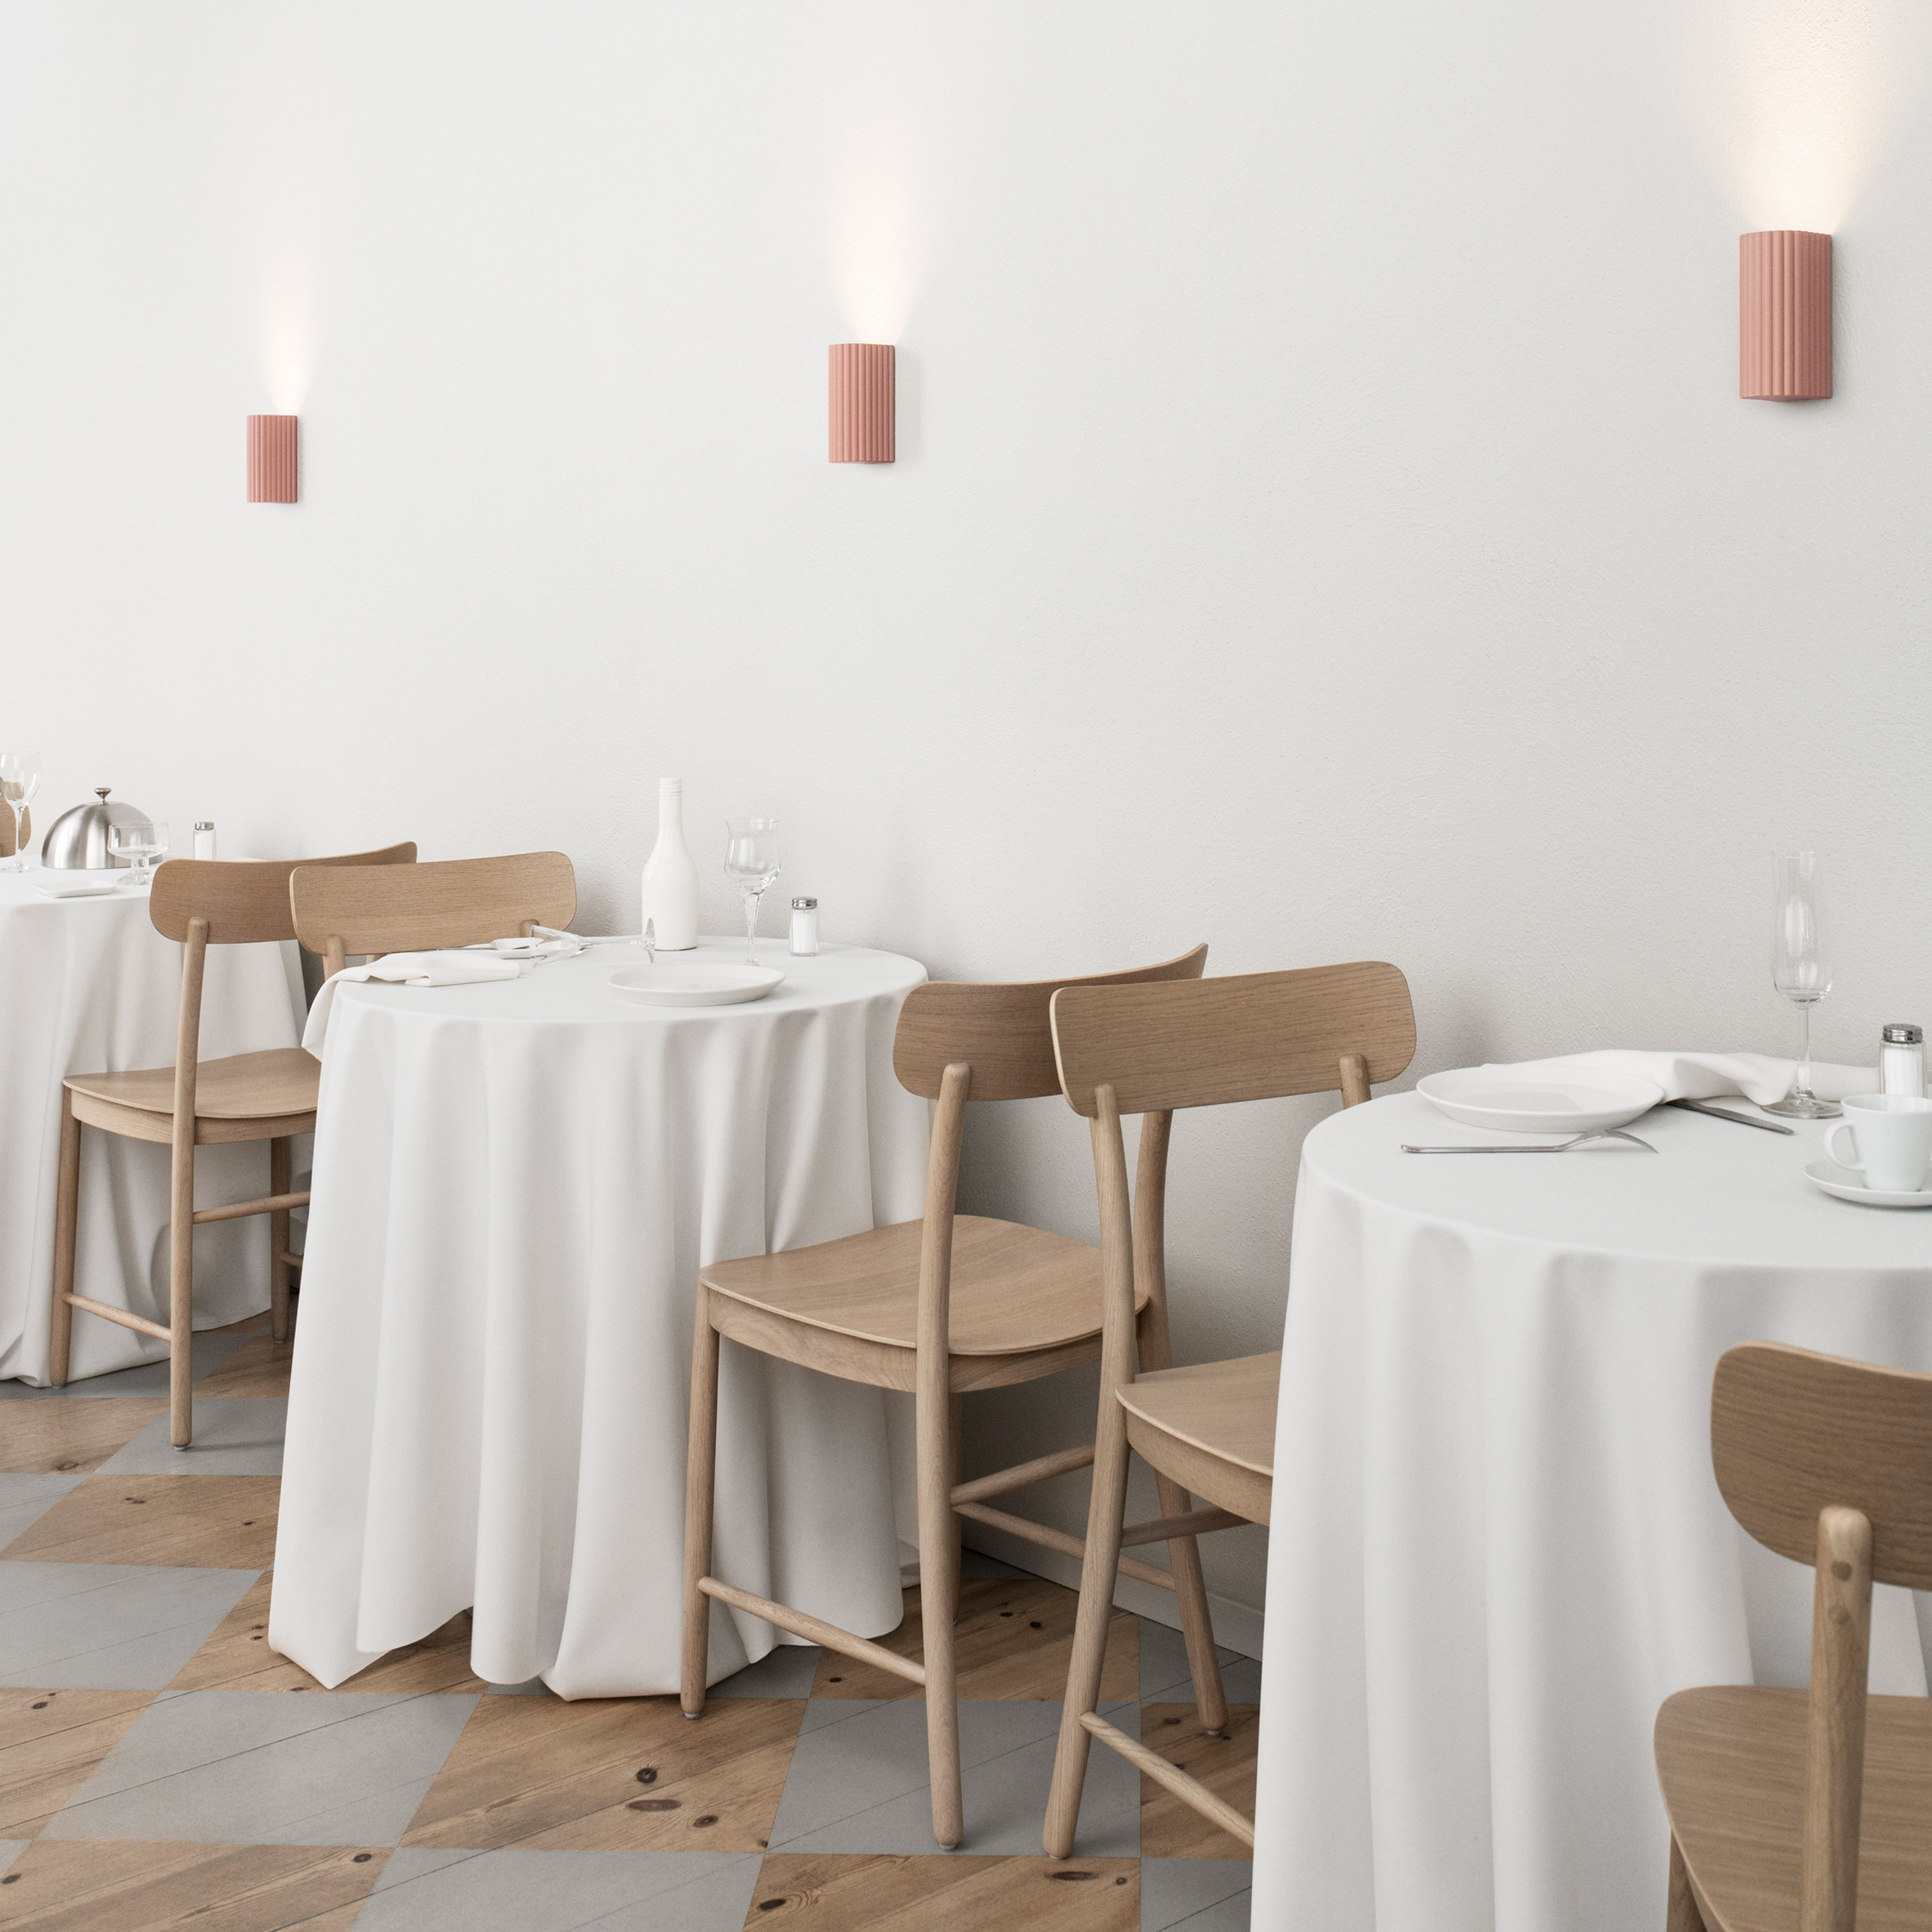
[[31, 874, 123, 898], [1804, 1158, 1932, 1210], [607, 963, 784, 1008], [1417, 1067, 1664, 1134]]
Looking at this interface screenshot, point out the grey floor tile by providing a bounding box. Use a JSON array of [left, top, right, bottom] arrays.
[[711, 1643, 821, 1699], [0, 1563, 257, 1689], [0, 1327, 257, 1399], [959, 1550, 1031, 1581], [0, 1840, 25, 1877], [485, 1677, 558, 1697], [1139, 1621, 1261, 1703], [43, 1688, 476, 1845], [1142, 1858, 1253, 1932], [799, 1696, 891, 1736], [768, 1698, 1139, 1857], [361, 1848, 762, 1932], [95, 1398, 286, 1475], [0, 1473, 86, 1548]]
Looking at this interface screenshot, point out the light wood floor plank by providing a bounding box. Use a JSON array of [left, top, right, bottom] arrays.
[[745, 1853, 1139, 1930], [0, 1688, 156, 1839], [1138, 1702, 1259, 1858], [0, 1477, 277, 1570], [193, 1329, 295, 1400], [0, 1402, 168, 1477]]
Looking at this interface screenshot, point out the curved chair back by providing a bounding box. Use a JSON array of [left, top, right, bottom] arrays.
[[0, 804, 27, 857], [892, 944, 1208, 1102], [1049, 961, 1415, 1119], [150, 843, 418, 947], [291, 851, 577, 974]]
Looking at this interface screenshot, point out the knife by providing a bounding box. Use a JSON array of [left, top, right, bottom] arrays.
[[1666, 1098, 1795, 1135]]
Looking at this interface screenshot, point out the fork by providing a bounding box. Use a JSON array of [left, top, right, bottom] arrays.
[[1401, 1128, 1657, 1154]]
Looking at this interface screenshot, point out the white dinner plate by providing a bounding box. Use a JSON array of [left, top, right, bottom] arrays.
[[1803, 1158, 1932, 1210], [607, 963, 784, 1008], [1416, 1067, 1664, 1134], [32, 874, 123, 898]]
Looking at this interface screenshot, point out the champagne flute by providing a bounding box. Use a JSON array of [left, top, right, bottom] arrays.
[[724, 818, 780, 965], [110, 820, 169, 890], [1764, 848, 1840, 1119], [0, 750, 38, 871]]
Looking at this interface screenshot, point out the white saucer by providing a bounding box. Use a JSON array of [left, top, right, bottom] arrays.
[[608, 963, 784, 1008], [1804, 1158, 1932, 1210], [1417, 1067, 1663, 1134]]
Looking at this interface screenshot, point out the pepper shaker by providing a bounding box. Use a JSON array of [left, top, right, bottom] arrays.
[[1879, 1023, 1925, 1098], [193, 821, 217, 861], [789, 896, 820, 956]]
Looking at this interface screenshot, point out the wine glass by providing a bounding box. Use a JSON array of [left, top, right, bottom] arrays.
[[724, 818, 780, 965], [1764, 848, 1840, 1119], [110, 820, 169, 890], [0, 750, 38, 872]]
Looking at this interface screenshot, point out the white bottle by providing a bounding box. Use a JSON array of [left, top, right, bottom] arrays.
[[193, 822, 217, 861], [789, 896, 820, 955], [640, 777, 700, 950]]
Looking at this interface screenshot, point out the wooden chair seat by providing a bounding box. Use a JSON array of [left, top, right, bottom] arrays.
[[700, 1215, 1148, 1393], [1657, 1685, 1932, 1932], [1116, 1352, 1279, 1527], [65, 1049, 320, 1143]]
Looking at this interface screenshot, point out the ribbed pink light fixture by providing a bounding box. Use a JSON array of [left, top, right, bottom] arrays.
[[247, 414, 298, 502], [1740, 231, 1832, 400], [829, 344, 894, 463]]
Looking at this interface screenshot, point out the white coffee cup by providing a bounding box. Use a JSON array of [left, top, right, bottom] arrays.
[[1827, 1093, 1932, 1194]]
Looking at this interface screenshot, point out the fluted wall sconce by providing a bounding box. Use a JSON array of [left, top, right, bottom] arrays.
[[1740, 231, 1832, 400], [829, 344, 894, 463], [247, 414, 298, 502]]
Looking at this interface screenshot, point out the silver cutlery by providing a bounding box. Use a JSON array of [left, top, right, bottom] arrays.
[[1666, 1097, 1795, 1135], [1402, 1128, 1657, 1154]]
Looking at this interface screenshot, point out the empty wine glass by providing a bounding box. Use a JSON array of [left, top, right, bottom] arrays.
[[0, 750, 38, 872], [724, 818, 780, 965], [110, 820, 169, 890], [1765, 848, 1840, 1119]]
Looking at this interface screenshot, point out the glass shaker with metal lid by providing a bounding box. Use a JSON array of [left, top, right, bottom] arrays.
[[1880, 1024, 1925, 1098], [39, 788, 155, 869]]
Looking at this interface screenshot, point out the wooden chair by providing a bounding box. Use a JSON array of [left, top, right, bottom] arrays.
[[289, 850, 577, 973], [1655, 1343, 1932, 1932], [682, 945, 1213, 1849], [48, 843, 417, 1445], [1, 802, 27, 856], [1040, 962, 1416, 1858]]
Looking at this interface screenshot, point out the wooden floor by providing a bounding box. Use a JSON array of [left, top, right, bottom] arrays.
[[0, 1307, 1257, 1930]]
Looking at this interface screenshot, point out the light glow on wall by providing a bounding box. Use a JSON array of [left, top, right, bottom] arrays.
[[827, 110, 928, 344], [257, 242, 317, 415]]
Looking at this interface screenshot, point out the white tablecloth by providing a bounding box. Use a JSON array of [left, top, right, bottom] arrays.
[[1252, 1091, 1932, 1932], [0, 869, 307, 1385], [271, 939, 931, 1699]]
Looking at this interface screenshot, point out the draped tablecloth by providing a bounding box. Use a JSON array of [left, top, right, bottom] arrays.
[[271, 939, 930, 1699], [1251, 1091, 1932, 1932], [0, 869, 307, 1385]]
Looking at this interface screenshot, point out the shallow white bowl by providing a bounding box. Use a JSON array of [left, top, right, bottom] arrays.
[[1804, 1158, 1932, 1210], [607, 963, 784, 1008], [1416, 1067, 1663, 1134]]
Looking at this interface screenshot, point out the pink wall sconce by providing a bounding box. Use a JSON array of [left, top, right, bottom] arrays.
[[1740, 231, 1831, 400], [247, 414, 298, 502], [829, 344, 894, 463]]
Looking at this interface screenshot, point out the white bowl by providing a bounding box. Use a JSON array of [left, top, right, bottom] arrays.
[[1416, 1067, 1663, 1134], [607, 963, 784, 1008]]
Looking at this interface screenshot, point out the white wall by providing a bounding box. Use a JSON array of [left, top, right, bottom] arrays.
[[7, 2, 1931, 1640]]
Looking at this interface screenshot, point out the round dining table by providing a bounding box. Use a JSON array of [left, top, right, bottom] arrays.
[[271, 937, 931, 1700], [1250, 1089, 1932, 1932], [0, 866, 307, 1386]]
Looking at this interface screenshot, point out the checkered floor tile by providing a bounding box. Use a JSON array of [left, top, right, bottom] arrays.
[[0, 1308, 1254, 1929]]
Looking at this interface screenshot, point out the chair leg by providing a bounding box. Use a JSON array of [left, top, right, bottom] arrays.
[[1158, 1469, 1228, 1733], [681, 1291, 720, 1718], [268, 1138, 291, 1344], [48, 1094, 79, 1386], [1667, 1836, 1706, 1931], [169, 1138, 195, 1449], [1044, 1387, 1132, 1858], [948, 1392, 964, 1623], [918, 1366, 963, 1847]]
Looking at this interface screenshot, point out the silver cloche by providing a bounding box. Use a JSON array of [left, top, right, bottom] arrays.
[[40, 788, 155, 870]]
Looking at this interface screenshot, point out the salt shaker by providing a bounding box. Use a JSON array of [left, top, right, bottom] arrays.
[[193, 822, 217, 861], [1879, 1023, 1925, 1098], [789, 896, 820, 956]]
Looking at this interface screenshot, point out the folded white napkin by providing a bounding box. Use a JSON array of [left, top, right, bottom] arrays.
[[303, 950, 525, 1055], [490, 934, 583, 959], [1480, 1049, 1877, 1107], [31, 874, 122, 898]]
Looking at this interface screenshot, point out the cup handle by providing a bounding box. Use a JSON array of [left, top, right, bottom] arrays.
[[1827, 1122, 1860, 1171]]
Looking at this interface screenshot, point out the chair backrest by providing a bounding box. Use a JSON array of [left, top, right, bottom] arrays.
[[290, 851, 577, 973], [892, 944, 1209, 1102], [1049, 962, 1415, 1118], [1712, 1341, 1932, 1591], [0, 804, 25, 857], [149, 843, 419, 946]]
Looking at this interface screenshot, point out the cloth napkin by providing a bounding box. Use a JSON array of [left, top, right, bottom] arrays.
[[303, 950, 525, 1056], [1478, 1049, 1877, 1107], [31, 874, 122, 898]]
